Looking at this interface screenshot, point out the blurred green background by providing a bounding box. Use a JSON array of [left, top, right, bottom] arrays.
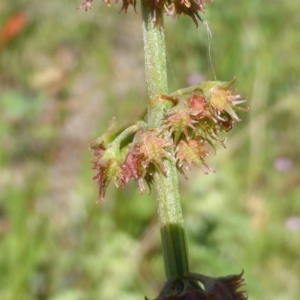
[[1, 0, 300, 299]]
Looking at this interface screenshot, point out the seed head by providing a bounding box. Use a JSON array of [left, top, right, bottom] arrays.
[[146, 270, 248, 300], [78, 0, 210, 27]]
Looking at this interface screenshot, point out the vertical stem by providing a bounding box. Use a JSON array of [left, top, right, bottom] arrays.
[[141, 2, 189, 279]]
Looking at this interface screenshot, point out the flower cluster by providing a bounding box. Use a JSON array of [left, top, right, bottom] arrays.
[[90, 80, 245, 200], [91, 122, 173, 200], [78, 0, 210, 27], [120, 129, 173, 192], [162, 80, 246, 177], [145, 270, 248, 300]]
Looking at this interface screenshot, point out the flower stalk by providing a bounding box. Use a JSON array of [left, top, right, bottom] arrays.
[[141, 0, 189, 279]]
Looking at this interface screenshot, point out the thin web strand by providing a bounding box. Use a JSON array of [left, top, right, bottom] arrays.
[[204, 20, 217, 80]]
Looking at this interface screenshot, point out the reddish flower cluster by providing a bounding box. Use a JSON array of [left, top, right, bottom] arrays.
[[146, 270, 248, 300], [78, 0, 209, 27], [168, 0, 206, 27], [90, 80, 245, 200], [166, 80, 244, 132], [120, 129, 173, 192], [162, 80, 245, 176], [91, 127, 172, 200]]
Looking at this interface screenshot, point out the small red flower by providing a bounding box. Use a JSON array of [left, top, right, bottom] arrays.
[[120, 129, 173, 193], [91, 143, 122, 201], [188, 95, 209, 119], [170, 0, 206, 27], [176, 138, 212, 176], [210, 88, 241, 122], [163, 104, 197, 142], [200, 80, 246, 123], [138, 130, 173, 173], [120, 144, 147, 193]]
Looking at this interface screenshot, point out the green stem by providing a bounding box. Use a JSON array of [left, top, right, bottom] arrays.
[[141, 2, 189, 279]]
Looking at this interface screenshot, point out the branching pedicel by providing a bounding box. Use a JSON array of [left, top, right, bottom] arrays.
[[79, 1, 248, 299]]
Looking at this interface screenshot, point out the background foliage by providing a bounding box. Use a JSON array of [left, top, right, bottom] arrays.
[[0, 0, 300, 299]]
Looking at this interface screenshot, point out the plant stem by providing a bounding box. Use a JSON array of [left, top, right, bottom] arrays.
[[141, 2, 189, 279]]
